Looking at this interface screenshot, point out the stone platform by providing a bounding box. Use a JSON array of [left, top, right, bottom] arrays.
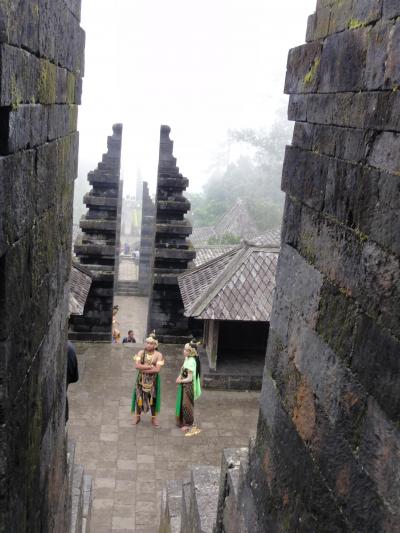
[[199, 350, 264, 391], [67, 337, 259, 532]]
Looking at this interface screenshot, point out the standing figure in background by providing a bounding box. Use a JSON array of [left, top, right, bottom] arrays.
[[175, 341, 201, 433], [66, 340, 79, 422], [131, 332, 164, 427], [112, 305, 120, 343], [123, 330, 136, 343]]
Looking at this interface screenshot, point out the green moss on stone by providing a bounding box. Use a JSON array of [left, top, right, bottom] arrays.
[[300, 232, 317, 263], [38, 60, 57, 104], [354, 227, 368, 242], [10, 75, 22, 110], [66, 72, 75, 103], [303, 57, 320, 86], [347, 18, 366, 30]]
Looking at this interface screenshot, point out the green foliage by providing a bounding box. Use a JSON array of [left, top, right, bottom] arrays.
[[189, 117, 290, 231], [207, 233, 241, 245]]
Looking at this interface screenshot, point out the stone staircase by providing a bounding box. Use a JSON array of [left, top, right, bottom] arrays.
[[159, 445, 262, 533], [116, 280, 142, 296], [68, 439, 94, 533]]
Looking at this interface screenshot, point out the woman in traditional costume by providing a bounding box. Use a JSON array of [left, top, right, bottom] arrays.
[[175, 341, 202, 432], [131, 332, 164, 427]]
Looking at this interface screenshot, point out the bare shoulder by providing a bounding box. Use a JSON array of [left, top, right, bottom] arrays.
[[155, 350, 164, 365]]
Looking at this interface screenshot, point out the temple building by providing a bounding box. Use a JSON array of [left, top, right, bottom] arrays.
[[178, 242, 279, 389]]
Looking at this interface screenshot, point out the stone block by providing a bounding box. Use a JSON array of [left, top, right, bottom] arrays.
[[273, 244, 323, 328], [287, 94, 308, 122], [291, 122, 314, 150], [319, 28, 368, 92], [352, 314, 400, 422], [0, 43, 40, 106], [306, 93, 333, 124], [0, 150, 35, 252], [352, 0, 383, 26], [284, 42, 322, 94], [63, 0, 82, 21], [281, 146, 329, 212], [365, 90, 400, 132], [364, 20, 391, 90], [306, 6, 330, 41], [316, 281, 359, 364], [311, 124, 336, 156], [256, 375, 348, 532], [285, 201, 400, 338], [368, 131, 400, 174], [190, 466, 220, 533], [383, 0, 400, 18], [328, 0, 354, 34], [358, 399, 400, 518], [384, 19, 400, 88]]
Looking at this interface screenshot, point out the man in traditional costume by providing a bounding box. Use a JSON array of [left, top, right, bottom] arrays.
[[175, 341, 202, 433], [131, 332, 164, 427]]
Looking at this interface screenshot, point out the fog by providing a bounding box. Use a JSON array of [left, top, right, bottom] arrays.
[[75, 0, 316, 207]]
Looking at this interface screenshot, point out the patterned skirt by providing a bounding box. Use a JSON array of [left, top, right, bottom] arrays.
[[176, 382, 194, 427]]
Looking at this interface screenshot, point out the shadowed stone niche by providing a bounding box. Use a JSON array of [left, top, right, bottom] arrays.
[[0, 1, 85, 531], [147, 125, 195, 343], [69, 124, 123, 342], [249, 1, 400, 531]]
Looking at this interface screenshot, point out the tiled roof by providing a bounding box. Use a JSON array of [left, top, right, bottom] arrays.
[[193, 245, 239, 266], [178, 244, 279, 321], [214, 199, 259, 240], [69, 263, 92, 315], [252, 228, 281, 247], [190, 226, 217, 246]]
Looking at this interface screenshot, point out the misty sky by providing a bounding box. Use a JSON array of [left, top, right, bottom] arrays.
[[77, 0, 316, 198]]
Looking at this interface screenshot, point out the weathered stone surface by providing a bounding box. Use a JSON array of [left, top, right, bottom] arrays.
[[383, 0, 400, 19], [147, 126, 194, 341], [251, 2, 400, 531], [0, 2, 84, 530], [69, 125, 122, 342]]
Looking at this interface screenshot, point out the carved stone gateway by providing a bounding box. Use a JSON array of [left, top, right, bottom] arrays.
[[69, 124, 123, 342], [147, 126, 195, 343]]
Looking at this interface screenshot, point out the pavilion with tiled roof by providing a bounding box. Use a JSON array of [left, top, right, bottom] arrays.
[[178, 243, 279, 389]]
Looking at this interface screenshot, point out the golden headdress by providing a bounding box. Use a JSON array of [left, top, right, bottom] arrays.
[[145, 330, 158, 348], [184, 340, 201, 357]]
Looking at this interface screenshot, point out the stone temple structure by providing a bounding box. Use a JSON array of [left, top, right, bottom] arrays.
[[147, 125, 195, 342], [69, 124, 123, 342], [160, 1, 400, 532], [138, 181, 156, 296], [0, 1, 91, 531]]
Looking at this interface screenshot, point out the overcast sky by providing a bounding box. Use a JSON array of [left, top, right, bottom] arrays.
[[76, 0, 316, 198]]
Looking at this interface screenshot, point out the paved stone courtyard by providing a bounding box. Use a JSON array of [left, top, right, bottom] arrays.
[[68, 297, 260, 533]]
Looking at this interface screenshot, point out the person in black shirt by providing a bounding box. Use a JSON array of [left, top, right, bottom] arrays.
[[66, 340, 79, 422]]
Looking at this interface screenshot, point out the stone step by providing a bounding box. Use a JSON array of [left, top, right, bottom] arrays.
[[189, 465, 221, 533], [160, 480, 183, 533], [82, 474, 94, 533], [70, 464, 84, 533], [181, 480, 191, 533]]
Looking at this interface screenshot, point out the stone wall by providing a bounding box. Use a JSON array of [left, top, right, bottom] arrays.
[[251, 1, 400, 531], [0, 1, 84, 531], [138, 181, 155, 295], [147, 126, 195, 342], [70, 124, 123, 342]]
